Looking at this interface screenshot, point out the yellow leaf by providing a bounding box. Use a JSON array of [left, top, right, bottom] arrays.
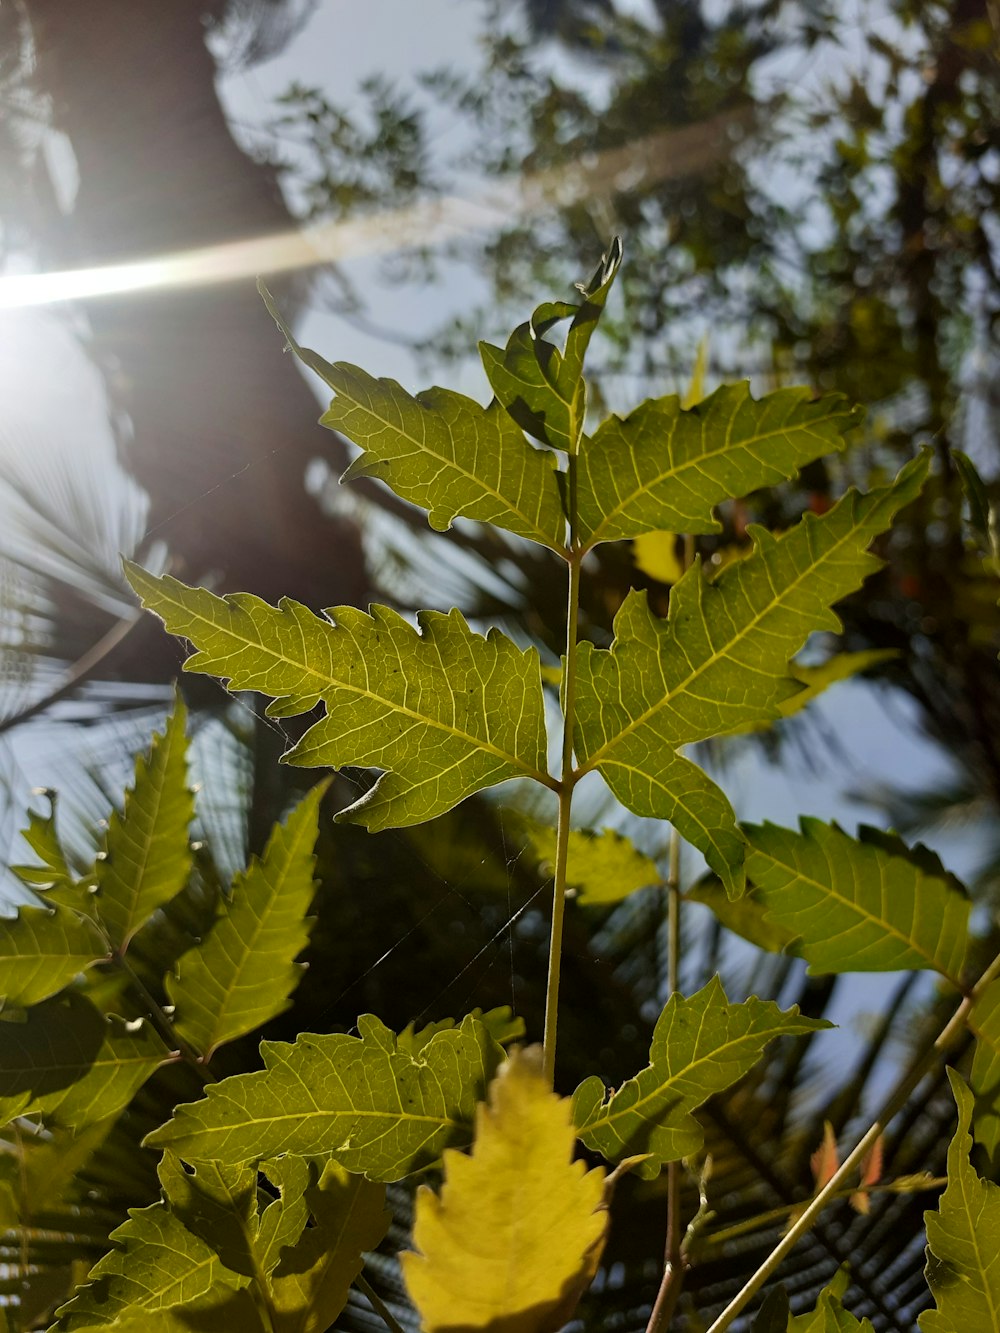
[[683, 336, 710, 409], [402, 1046, 608, 1332], [634, 531, 684, 584]]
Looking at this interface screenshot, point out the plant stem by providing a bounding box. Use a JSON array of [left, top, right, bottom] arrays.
[[542, 549, 582, 1087], [705, 949, 1000, 1333], [356, 1273, 408, 1333], [116, 952, 217, 1081]]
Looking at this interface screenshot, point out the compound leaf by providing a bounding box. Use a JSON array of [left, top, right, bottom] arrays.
[[145, 1014, 504, 1181], [403, 1047, 607, 1332], [920, 1070, 1000, 1333], [168, 783, 327, 1059], [125, 565, 550, 831], [572, 976, 830, 1178], [0, 990, 170, 1128], [574, 452, 930, 895], [578, 383, 861, 548], [742, 819, 970, 984], [94, 696, 194, 953], [0, 904, 108, 1007]]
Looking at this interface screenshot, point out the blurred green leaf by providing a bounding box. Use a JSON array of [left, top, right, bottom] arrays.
[[0, 904, 108, 1007]]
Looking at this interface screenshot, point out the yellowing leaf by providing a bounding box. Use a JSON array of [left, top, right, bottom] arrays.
[[168, 783, 327, 1059], [921, 1071, 1000, 1333], [633, 530, 684, 584], [402, 1046, 607, 1332], [125, 565, 550, 831]]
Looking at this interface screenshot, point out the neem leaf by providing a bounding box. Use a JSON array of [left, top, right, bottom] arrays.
[[572, 976, 829, 1179], [479, 237, 622, 453], [260, 282, 567, 551], [52, 1198, 248, 1330], [145, 1014, 505, 1181], [94, 695, 194, 953], [124, 564, 550, 830], [519, 817, 660, 906], [574, 452, 930, 896], [0, 990, 170, 1128], [743, 819, 969, 984], [920, 1070, 1000, 1333], [0, 903, 108, 1006], [168, 783, 327, 1059], [723, 649, 899, 736], [402, 1047, 607, 1332], [577, 383, 861, 549], [10, 793, 83, 907], [969, 978, 1000, 1173], [686, 875, 803, 957], [788, 1276, 875, 1331]]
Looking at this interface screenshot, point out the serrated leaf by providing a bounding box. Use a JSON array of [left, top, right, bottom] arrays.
[[0, 990, 170, 1128], [398, 1006, 525, 1054], [145, 1014, 504, 1181], [920, 1070, 1000, 1333], [125, 565, 550, 831], [573, 976, 829, 1178], [259, 284, 567, 550], [724, 649, 899, 735], [574, 452, 930, 895], [519, 817, 660, 906], [10, 794, 82, 907], [686, 875, 803, 955], [94, 696, 194, 953], [969, 978, 1000, 1172], [402, 1047, 607, 1332], [52, 1199, 248, 1330], [267, 1160, 390, 1333], [479, 237, 622, 453], [157, 1153, 259, 1278], [168, 784, 326, 1059], [0, 904, 108, 1006], [788, 1275, 875, 1331], [742, 819, 969, 983], [577, 382, 861, 548]]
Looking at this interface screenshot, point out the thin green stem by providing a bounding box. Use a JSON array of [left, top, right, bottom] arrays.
[[542, 550, 582, 1087], [116, 952, 217, 1081], [357, 1273, 408, 1333], [705, 949, 1000, 1333]]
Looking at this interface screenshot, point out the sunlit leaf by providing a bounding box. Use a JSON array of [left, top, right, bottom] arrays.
[[479, 237, 622, 453], [168, 783, 327, 1059], [742, 819, 969, 984], [788, 1272, 875, 1330], [145, 1013, 504, 1181], [574, 453, 930, 895], [10, 794, 83, 907], [0, 904, 108, 1006], [633, 530, 684, 584], [0, 990, 170, 1128], [519, 817, 660, 906], [573, 977, 829, 1178], [577, 383, 861, 548], [920, 1070, 1000, 1332], [969, 977, 1000, 1173], [403, 1047, 607, 1332], [125, 564, 550, 831], [93, 696, 194, 953], [260, 283, 567, 551], [723, 649, 899, 735]]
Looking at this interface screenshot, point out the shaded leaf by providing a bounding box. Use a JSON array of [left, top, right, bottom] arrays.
[[94, 696, 194, 953], [724, 649, 899, 735], [686, 876, 803, 956], [125, 565, 550, 831], [574, 453, 930, 895], [0, 990, 170, 1128], [479, 237, 622, 453], [519, 817, 660, 905], [397, 1006, 525, 1054], [577, 383, 861, 548], [953, 449, 994, 556], [573, 977, 830, 1178], [145, 1014, 504, 1181], [920, 1070, 1000, 1332], [788, 1273, 875, 1330], [402, 1047, 607, 1332], [969, 977, 1000, 1172], [168, 784, 327, 1059], [10, 794, 82, 907], [0, 904, 108, 1006], [751, 1286, 791, 1332], [742, 818, 969, 984]]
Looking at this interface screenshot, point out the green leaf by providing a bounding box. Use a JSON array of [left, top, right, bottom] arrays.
[[953, 448, 995, 556], [402, 1047, 607, 1333], [168, 784, 327, 1059], [788, 1274, 875, 1331], [259, 283, 566, 550], [0, 904, 108, 1006], [0, 990, 170, 1128], [742, 819, 969, 984], [52, 1199, 249, 1330], [145, 1013, 505, 1181], [969, 978, 1000, 1173], [724, 649, 899, 735], [125, 564, 551, 831], [751, 1286, 791, 1332], [686, 875, 803, 956], [574, 452, 930, 895], [397, 1006, 526, 1054], [518, 817, 660, 906], [572, 977, 830, 1178], [10, 793, 83, 907], [479, 237, 622, 453], [920, 1070, 1000, 1333], [94, 696, 194, 953], [577, 383, 861, 549]]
